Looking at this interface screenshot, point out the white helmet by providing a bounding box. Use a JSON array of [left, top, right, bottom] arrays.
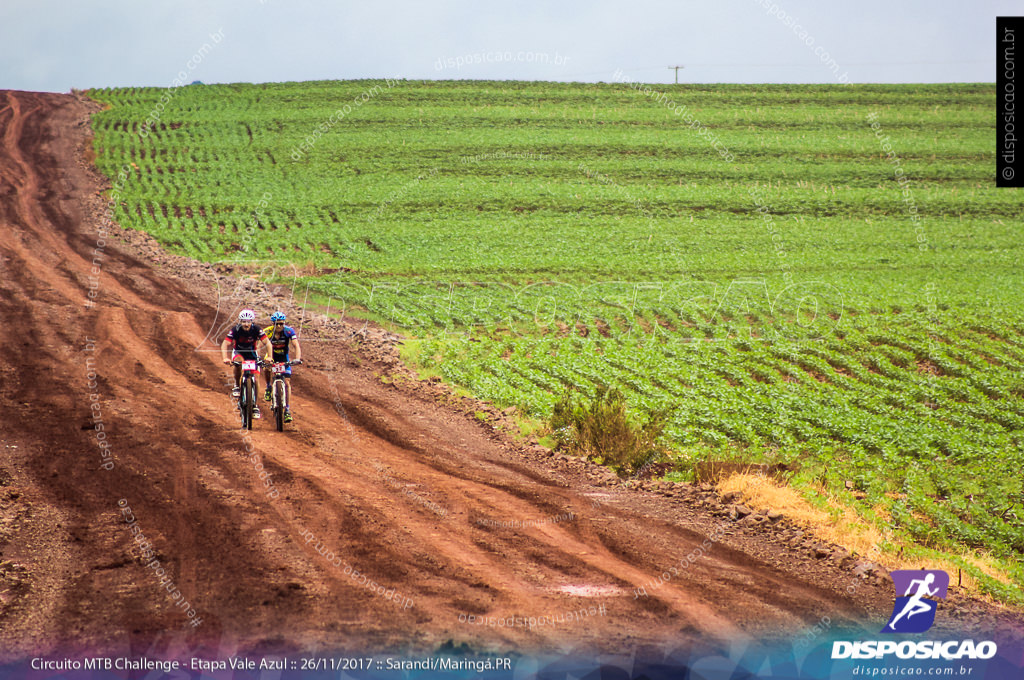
[[238, 309, 256, 322]]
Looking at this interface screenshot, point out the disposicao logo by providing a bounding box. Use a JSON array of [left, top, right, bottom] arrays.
[[882, 569, 948, 634], [831, 569, 998, 661]]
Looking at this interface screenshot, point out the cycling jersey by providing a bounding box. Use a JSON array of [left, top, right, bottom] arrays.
[[264, 325, 296, 376], [226, 324, 266, 353], [263, 325, 297, 361]]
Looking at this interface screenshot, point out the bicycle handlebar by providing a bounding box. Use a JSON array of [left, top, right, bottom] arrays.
[[231, 358, 266, 367], [231, 358, 301, 367]]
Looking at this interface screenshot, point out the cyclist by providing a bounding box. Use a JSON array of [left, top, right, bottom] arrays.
[[221, 309, 272, 419], [262, 311, 302, 423]]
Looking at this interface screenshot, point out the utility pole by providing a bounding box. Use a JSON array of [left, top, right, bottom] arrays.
[[668, 65, 685, 84]]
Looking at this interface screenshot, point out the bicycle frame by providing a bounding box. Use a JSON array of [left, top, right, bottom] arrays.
[[235, 359, 262, 430], [269, 361, 290, 431]]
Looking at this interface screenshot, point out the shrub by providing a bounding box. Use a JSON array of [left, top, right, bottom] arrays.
[[549, 385, 673, 477]]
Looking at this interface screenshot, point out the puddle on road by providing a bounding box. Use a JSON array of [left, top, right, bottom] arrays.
[[553, 584, 624, 597]]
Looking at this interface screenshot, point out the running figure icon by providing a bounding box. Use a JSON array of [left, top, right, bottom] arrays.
[[887, 573, 938, 630], [882, 570, 949, 634]]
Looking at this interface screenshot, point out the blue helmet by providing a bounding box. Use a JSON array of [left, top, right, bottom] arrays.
[[270, 311, 286, 323]]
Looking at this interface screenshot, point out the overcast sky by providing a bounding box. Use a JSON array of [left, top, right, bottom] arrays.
[[0, 0, 1013, 92]]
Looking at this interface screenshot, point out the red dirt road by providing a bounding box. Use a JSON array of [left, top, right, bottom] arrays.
[[0, 90, 1017, 664]]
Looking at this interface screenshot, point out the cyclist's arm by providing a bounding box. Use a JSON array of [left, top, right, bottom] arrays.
[[291, 337, 302, 362], [221, 337, 233, 363]]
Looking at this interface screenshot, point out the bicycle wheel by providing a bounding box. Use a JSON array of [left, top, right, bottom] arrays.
[[274, 379, 285, 431], [238, 383, 249, 430], [242, 376, 255, 430]]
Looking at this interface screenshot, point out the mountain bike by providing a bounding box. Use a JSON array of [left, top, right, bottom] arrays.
[[233, 358, 264, 430], [268, 359, 301, 431]]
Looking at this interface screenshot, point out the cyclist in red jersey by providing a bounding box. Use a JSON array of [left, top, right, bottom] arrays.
[[221, 309, 272, 419]]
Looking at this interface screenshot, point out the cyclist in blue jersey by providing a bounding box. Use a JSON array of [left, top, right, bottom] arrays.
[[261, 311, 302, 423]]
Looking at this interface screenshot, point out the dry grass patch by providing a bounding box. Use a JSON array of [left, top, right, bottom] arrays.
[[718, 473, 885, 558], [716, 473, 1016, 601]]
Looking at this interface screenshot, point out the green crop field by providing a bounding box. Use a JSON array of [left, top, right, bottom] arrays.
[[88, 80, 1024, 601]]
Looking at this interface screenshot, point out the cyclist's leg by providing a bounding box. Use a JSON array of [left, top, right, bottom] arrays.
[[283, 359, 294, 409], [283, 376, 293, 421], [249, 368, 261, 418]]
